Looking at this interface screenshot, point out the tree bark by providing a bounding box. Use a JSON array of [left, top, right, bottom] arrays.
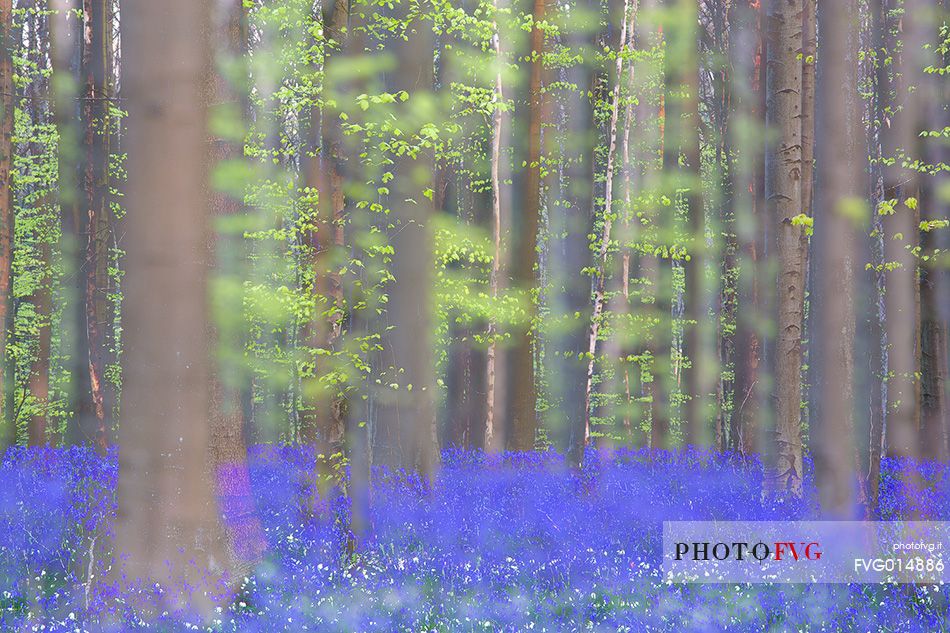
[[28, 241, 52, 447], [636, 0, 670, 450], [485, 0, 511, 452], [666, 0, 708, 447], [508, 0, 546, 453], [79, 0, 112, 452], [0, 0, 14, 448], [882, 0, 923, 464], [115, 0, 227, 617], [766, 0, 806, 495], [584, 0, 633, 444], [372, 2, 440, 474], [811, 0, 860, 518], [300, 0, 348, 482], [207, 0, 264, 578]]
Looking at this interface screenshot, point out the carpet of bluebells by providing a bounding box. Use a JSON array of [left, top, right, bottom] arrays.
[[2, 445, 949, 632]]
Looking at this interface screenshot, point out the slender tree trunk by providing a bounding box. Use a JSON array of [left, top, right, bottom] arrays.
[[811, 0, 860, 518], [508, 0, 546, 453], [636, 0, 669, 450], [584, 0, 633, 443], [0, 0, 15, 447], [116, 0, 226, 617], [601, 13, 642, 445], [866, 0, 889, 513], [800, 0, 816, 220], [485, 0, 510, 452], [766, 0, 806, 495], [300, 0, 348, 480], [664, 0, 708, 447]]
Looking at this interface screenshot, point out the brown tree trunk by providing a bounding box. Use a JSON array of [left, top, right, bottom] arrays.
[[811, 0, 860, 518], [51, 0, 95, 449], [28, 241, 52, 447], [207, 0, 264, 578], [766, 0, 806, 495], [507, 0, 546, 453], [115, 0, 227, 617], [79, 0, 111, 452], [0, 0, 14, 447], [300, 0, 348, 483]]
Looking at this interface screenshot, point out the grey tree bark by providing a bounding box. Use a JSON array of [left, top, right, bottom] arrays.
[[115, 0, 227, 616]]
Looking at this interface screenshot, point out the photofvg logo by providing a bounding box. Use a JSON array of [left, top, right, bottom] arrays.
[[673, 540, 822, 563], [663, 521, 950, 584]]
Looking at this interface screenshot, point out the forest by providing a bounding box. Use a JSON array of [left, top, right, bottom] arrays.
[[0, 0, 948, 628]]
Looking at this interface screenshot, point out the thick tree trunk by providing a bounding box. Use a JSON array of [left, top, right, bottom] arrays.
[[0, 0, 13, 448], [882, 0, 923, 464], [373, 3, 440, 474], [811, 0, 860, 518], [79, 0, 111, 452], [507, 0, 546, 453], [115, 0, 227, 617], [766, 0, 806, 495], [207, 0, 264, 578], [919, 7, 949, 463]]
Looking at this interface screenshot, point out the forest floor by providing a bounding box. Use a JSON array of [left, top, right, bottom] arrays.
[[1, 446, 948, 631]]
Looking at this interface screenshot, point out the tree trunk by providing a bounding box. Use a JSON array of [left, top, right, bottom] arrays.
[[79, 0, 111, 452], [372, 3, 440, 474], [766, 0, 806, 495], [0, 0, 13, 448], [866, 0, 889, 514], [485, 0, 511, 452], [665, 0, 708, 447], [28, 241, 52, 447], [882, 0, 923, 464], [584, 0, 633, 444], [553, 0, 598, 464], [636, 0, 670, 450], [115, 0, 227, 617], [919, 3, 948, 463], [811, 0, 860, 518], [207, 0, 264, 578], [507, 0, 546, 453], [300, 0, 348, 484]]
